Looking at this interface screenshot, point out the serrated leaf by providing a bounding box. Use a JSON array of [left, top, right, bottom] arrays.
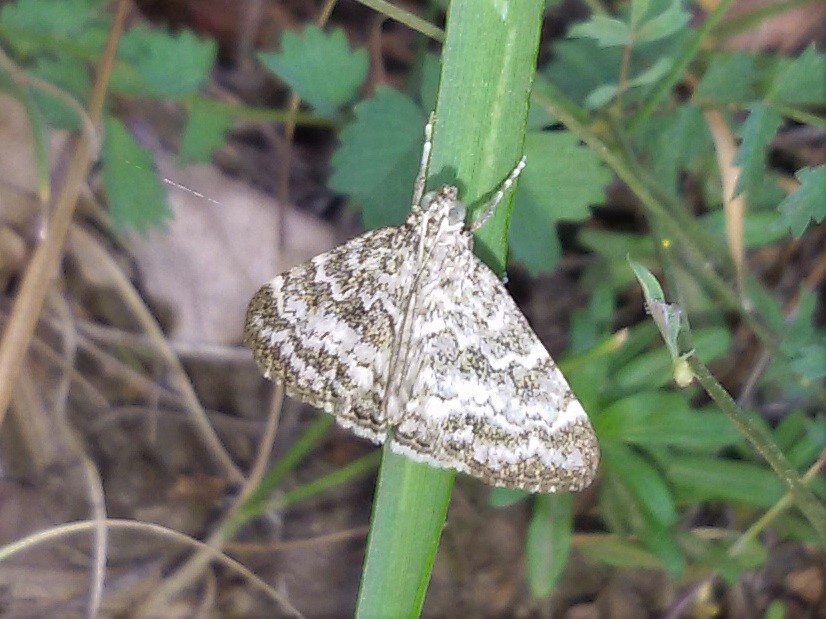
[[733, 103, 782, 197], [509, 131, 610, 273], [540, 42, 622, 107], [102, 116, 170, 232], [602, 441, 677, 527], [636, 0, 690, 43], [568, 15, 633, 47], [0, 0, 100, 37], [666, 455, 784, 506], [632, 105, 710, 193], [178, 100, 233, 164], [778, 165, 826, 237], [695, 52, 759, 103], [768, 45, 826, 105], [525, 494, 573, 598], [329, 87, 425, 228], [259, 25, 368, 116], [113, 25, 216, 97]]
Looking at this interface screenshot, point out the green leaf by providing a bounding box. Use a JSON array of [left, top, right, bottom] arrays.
[[613, 326, 731, 391], [630, 0, 652, 26], [584, 58, 672, 108], [679, 530, 766, 582], [778, 165, 826, 237], [578, 229, 654, 260], [329, 87, 425, 228], [695, 52, 759, 103], [29, 54, 90, 129], [258, 25, 368, 116], [509, 131, 610, 273], [178, 100, 233, 164], [568, 15, 633, 47], [632, 105, 710, 194], [577, 537, 661, 568], [584, 83, 619, 109], [784, 415, 826, 468], [699, 210, 787, 248], [637, 515, 684, 574], [540, 41, 622, 107], [789, 344, 826, 380], [0, 0, 101, 37], [114, 25, 216, 97], [733, 103, 782, 197], [525, 494, 573, 598], [629, 258, 665, 302], [636, 0, 690, 44], [101, 116, 170, 232], [628, 57, 672, 87], [773, 410, 808, 454], [602, 442, 677, 527], [666, 455, 784, 506], [783, 289, 816, 351], [594, 392, 740, 451], [768, 45, 826, 105]]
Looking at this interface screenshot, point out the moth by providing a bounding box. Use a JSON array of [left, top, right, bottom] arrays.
[[244, 118, 598, 493]]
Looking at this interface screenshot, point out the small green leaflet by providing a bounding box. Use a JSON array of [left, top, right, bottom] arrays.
[[778, 165, 826, 237], [102, 116, 169, 232], [259, 25, 368, 116]]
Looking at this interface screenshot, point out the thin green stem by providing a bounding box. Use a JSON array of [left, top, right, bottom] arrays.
[[730, 453, 825, 556], [685, 353, 826, 543]]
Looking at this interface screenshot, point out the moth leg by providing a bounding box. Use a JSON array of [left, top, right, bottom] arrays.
[[470, 156, 527, 232], [411, 113, 435, 211]]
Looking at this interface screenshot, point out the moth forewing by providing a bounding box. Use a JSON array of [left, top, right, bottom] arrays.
[[243, 119, 599, 493]]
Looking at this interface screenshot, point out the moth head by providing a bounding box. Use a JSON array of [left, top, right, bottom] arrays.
[[422, 185, 466, 227]]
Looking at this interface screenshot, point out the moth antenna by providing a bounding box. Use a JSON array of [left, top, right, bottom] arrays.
[[470, 156, 526, 232], [411, 112, 435, 211]]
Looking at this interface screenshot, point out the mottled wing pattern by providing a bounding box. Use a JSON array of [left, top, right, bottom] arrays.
[[389, 237, 599, 493], [244, 225, 417, 442]]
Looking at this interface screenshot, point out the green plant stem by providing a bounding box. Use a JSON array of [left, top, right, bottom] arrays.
[[355, 0, 444, 41], [356, 1, 544, 617], [729, 453, 825, 556], [685, 353, 826, 543]]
